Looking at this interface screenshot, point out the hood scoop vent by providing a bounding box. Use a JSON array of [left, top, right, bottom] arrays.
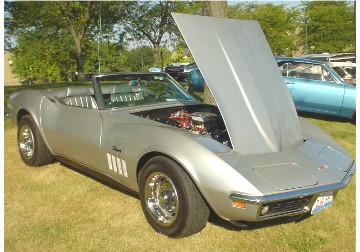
[[319, 147, 352, 172], [253, 163, 318, 190]]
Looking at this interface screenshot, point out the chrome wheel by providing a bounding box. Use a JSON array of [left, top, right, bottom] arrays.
[[145, 172, 179, 226], [18, 125, 34, 159]]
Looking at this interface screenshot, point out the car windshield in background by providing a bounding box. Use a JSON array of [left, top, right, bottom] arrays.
[[95, 73, 195, 109], [278, 61, 336, 82]]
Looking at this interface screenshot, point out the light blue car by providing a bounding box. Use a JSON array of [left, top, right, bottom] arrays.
[[275, 57, 356, 121], [188, 68, 204, 91]]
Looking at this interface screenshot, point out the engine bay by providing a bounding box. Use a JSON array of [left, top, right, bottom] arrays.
[[132, 104, 232, 148]]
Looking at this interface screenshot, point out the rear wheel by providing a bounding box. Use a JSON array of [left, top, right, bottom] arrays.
[[139, 156, 210, 238], [18, 115, 53, 166]]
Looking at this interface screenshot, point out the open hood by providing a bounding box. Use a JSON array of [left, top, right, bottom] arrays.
[[172, 13, 303, 155]]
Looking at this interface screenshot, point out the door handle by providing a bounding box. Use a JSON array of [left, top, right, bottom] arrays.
[[285, 81, 295, 85]]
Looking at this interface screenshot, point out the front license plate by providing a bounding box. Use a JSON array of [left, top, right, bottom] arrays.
[[311, 191, 333, 215]]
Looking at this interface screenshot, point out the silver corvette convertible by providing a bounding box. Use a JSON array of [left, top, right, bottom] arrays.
[[8, 14, 355, 237]]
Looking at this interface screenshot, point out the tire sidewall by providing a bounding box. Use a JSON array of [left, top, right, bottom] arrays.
[[139, 157, 192, 237], [17, 115, 42, 166]]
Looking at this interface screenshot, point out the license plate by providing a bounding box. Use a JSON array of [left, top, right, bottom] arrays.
[[311, 191, 333, 215]]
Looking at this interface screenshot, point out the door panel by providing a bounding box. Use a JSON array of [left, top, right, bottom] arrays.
[[285, 76, 344, 115], [41, 99, 102, 169]]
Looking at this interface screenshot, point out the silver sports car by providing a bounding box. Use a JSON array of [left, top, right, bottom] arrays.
[[7, 13, 355, 238]]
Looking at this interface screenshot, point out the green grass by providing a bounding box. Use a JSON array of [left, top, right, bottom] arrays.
[[4, 84, 356, 251]]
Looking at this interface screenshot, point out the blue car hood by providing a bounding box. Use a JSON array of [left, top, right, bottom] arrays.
[[172, 13, 303, 155]]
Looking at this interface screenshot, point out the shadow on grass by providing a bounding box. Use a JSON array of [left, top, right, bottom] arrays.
[[57, 158, 312, 233], [208, 210, 311, 231], [58, 161, 139, 200]]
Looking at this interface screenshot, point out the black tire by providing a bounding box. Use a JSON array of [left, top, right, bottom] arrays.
[[139, 156, 210, 238], [351, 112, 356, 124], [17, 115, 53, 166]]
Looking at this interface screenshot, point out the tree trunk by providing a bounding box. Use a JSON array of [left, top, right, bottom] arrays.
[[153, 44, 159, 67], [203, 1, 227, 105], [57, 2, 94, 81], [74, 37, 85, 80], [67, 72, 73, 82], [203, 1, 227, 18]]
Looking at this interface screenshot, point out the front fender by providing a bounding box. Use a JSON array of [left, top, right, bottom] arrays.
[[101, 119, 262, 219]]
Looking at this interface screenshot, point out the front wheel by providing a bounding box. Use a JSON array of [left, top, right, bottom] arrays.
[[17, 115, 53, 166], [139, 156, 210, 238]]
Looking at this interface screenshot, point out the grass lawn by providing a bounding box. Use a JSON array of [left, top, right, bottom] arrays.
[[4, 83, 356, 251]]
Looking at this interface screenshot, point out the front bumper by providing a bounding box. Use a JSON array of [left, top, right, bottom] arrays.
[[227, 161, 355, 221]]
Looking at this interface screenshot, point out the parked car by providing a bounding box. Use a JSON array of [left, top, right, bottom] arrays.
[[178, 62, 198, 81], [300, 53, 355, 63], [276, 57, 356, 120], [329, 61, 356, 85], [164, 62, 188, 79], [8, 14, 355, 238], [300, 53, 356, 84], [188, 68, 205, 91], [148, 67, 163, 72]]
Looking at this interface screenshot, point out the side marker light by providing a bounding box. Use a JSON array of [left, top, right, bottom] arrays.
[[233, 201, 245, 208]]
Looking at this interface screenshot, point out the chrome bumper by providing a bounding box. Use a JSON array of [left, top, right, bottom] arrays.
[[229, 161, 355, 220]]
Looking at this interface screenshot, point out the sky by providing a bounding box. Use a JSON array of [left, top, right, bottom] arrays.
[[228, 0, 302, 8]]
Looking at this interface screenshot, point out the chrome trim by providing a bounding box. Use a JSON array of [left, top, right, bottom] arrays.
[[18, 124, 35, 159], [145, 172, 179, 226], [229, 161, 355, 220]]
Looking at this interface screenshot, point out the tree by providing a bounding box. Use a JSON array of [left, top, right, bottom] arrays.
[[120, 1, 179, 67], [251, 4, 300, 56], [126, 46, 154, 71], [202, 1, 227, 105], [55, 2, 98, 79], [227, 3, 300, 56], [5, 1, 123, 81], [301, 1, 355, 53], [227, 2, 258, 20]]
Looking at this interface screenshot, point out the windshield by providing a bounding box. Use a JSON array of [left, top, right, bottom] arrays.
[[94, 73, 195, 109], [277, 60, 344, 83]]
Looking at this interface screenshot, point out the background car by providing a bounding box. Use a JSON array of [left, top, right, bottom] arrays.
[[188, 68, 205, 91], [148, 67, 163, 72], [178, 62, 198, 81], [164, 62, 189, 79], [300, 53, 356, 84], [329, 61, 356, 85], [276, 57, 356, 120]]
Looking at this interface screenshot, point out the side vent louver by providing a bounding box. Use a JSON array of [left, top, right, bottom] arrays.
[[106, 153, 128, 177]]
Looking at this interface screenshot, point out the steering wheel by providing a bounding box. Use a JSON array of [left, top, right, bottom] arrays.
[[156, 90, 173, 99]]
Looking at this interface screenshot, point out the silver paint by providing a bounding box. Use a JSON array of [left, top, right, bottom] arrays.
[[172, 13, 303, 155], [7, 14, 355, 223]]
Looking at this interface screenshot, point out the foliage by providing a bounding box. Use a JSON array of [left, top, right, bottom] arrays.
[[125, 46, 155, 72], [171, 43, 193, 64], [119, 1, 202, 67], [10, 30, 76, 82], [5, 1, 120, 80], [4, 1, 355, 82], [301, 1, 355, 53], [252, 4, 301, 56], [227, 3, 301, 56]]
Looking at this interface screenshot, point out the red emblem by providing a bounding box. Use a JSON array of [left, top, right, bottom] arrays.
[[319, 165, 328, 170]]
